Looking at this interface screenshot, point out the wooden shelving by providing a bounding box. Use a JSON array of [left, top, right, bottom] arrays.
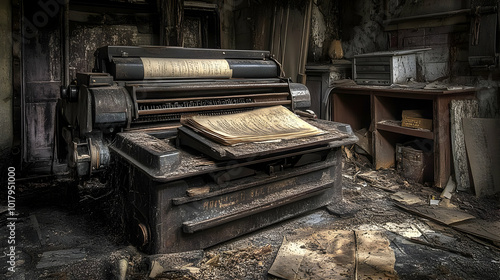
[[377, 121, 434, 139], [331, 85, 476, 188]]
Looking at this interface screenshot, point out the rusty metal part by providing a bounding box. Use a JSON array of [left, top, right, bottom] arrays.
[[110, 144, 351, 254], [136, 223, 149, 248], [109, 117, 357, 254], [289, 82, 311, 109]]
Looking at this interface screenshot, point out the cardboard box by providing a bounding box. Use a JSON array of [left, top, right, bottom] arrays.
[[402, 110, 432, 131]]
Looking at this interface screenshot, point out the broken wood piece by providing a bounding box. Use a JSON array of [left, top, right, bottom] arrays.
[[148, 250, 204, 278], [465, 233, 500, 252], [391, 191, 425, 205], [407, 237, 473, 258], [450, 100, 478, 191], [440, 176, 456, 199], [357, 171, 378, 184], [462, 118, 500, 197], [205, 255, 219, 267], [370, 183, 398, 193], [452, 220, 500, 244], [395, 203, 475, 225], [358, 172, 398, 192], [253, 244, 272, 257], [343, 145, 353, 160]]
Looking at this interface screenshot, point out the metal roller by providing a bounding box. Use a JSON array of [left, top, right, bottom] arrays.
[[110, 57, 279, 80]]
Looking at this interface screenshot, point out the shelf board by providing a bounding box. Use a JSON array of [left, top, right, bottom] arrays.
[[377, 121, 433, 139]]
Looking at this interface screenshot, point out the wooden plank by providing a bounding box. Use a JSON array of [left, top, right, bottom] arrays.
[[391, 191, 425, 205], [395, 204, 476, 225], [452, 220, 500, 244], [434, 96, 449, 188], [463, 118, 500, 197], [450, 100, 479, 191], [377, 122, 434, 139], [440, 176, 456, 199], [407, 237, 473, 258]]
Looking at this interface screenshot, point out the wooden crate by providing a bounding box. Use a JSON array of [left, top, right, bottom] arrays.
[[402, 110, 432, 130]]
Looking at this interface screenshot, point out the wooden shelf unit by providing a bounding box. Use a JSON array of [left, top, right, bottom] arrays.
[[331, 85, 476, 188]]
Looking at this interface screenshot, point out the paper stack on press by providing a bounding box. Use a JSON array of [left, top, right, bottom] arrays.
[[180, 105, 325, 146]]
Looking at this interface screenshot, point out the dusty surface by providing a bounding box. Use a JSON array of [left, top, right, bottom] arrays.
[[1, 151, 500, 279]]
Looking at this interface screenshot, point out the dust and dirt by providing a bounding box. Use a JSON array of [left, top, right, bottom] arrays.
[[2, 150, 499, 279]]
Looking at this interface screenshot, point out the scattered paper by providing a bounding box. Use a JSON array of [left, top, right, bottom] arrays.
[[269, 230, 397, 280]]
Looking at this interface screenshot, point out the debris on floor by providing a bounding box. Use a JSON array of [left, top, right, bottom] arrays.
[[395, 204, 476, 225], [147, 250, 204, 278], [390, 191, 425, 205], [452, 220, 500, 245], [36, 248, 87, 269], [269, 230, 397, 280], [1, 152, 499, 279]]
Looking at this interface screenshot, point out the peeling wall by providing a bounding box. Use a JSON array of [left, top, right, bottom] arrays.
[[309, 4, 326, 61], [0, 0, 12, 151], [340, 0, 387, 59], [308, 0, 341, 62], [476, 79, 500, 118], [219, 0, 235, 49], [69, 23, 157, 76], [308, 0, 390, 61]]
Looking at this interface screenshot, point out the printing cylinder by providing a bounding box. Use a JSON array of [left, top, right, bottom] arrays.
[[110, 58, 279, 80]]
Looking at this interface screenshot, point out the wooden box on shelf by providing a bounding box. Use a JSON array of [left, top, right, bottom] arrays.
[[401, 110, 433, 131]]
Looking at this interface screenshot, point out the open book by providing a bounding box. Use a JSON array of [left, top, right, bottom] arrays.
[[180, 106, 326, 146]]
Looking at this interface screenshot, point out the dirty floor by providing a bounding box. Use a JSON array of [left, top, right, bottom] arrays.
[[2, 155, 500, 280]]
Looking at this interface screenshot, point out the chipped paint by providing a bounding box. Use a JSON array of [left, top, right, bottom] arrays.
[[69, 24, 157, 75]]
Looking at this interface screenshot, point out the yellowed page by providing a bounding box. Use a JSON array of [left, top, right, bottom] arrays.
[[141, 58, 233, 79], [183, 106, 325, 145]]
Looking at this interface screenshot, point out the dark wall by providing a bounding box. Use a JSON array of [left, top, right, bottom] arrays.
[[13, 0, 160, 173], [16, 0, 63, 169]]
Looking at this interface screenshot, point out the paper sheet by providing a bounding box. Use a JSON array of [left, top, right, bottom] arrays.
[[181, 106, 325, 145], [141, 58, 233, 79]]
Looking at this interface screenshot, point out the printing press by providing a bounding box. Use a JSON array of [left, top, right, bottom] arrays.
[[58, 46, 358, 254]]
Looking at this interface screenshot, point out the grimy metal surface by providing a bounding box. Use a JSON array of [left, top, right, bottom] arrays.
[[111, 141, 347, 254], [110, 58, 279, 80], [58, 46, 358, 254], [95, 46, 275, 79]]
